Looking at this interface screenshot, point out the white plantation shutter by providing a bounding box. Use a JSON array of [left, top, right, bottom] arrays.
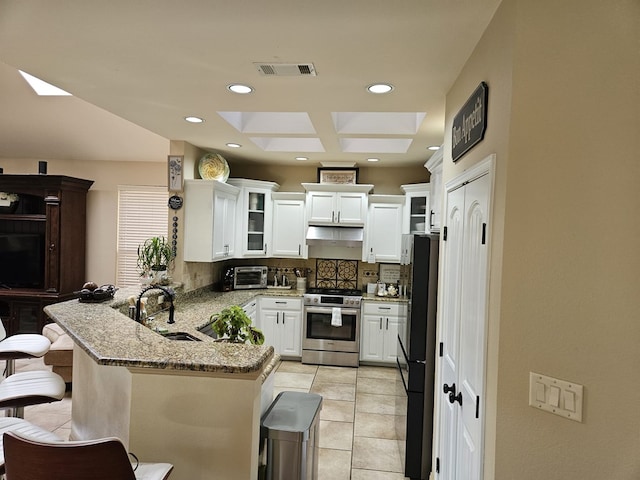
[[117, 186, 169, 287]]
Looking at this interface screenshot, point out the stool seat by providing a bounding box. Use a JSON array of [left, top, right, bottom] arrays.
[[0, 334, 51, 360], [0, 418, 63, 474], [3, 431, 174, 480], [0, 370, 66, 410]]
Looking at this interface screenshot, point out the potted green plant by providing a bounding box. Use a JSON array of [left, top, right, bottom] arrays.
[[137, 236, 174, 284], [209, 305, 265, 345]]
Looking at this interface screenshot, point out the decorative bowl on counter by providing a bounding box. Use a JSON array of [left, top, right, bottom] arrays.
[[76, 284, 118, 302]]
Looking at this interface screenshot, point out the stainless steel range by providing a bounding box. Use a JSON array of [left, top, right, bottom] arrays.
[[302, 288, 362, 367]]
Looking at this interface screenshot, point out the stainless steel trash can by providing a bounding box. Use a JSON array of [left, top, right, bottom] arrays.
[[261, 391, 323, 480]]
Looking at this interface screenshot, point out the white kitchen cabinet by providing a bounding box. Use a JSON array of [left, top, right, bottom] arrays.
[[401, 183, 430, 234], [302, 183, 373, 226], [228, 179, 279, 258], [424, 147, 443, 233], [271, 192, 308, 258], [258, 296, 303, 357], [360, 301, 407, 363], [242, 298, 258, 325], [183, 179, 240, 262], [364, 195, 404, 264]]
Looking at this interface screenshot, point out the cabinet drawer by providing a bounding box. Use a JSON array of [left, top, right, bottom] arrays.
[[362, 301, 407, 316], [260, 297, 302, 310]]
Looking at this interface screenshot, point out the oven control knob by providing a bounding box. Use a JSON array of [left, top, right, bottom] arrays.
[[313, 298, 318, 303]]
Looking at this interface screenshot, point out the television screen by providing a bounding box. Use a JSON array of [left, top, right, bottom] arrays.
[[0, 234, 45, 289]]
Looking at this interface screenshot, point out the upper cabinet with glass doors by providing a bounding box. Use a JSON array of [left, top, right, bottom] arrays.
[[228, 179, 279, 258], [401, 183, 430, 234]]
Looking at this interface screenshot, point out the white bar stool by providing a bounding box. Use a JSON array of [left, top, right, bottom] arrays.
[[0, 417, 63, 475], [0, 323, 66, 418]]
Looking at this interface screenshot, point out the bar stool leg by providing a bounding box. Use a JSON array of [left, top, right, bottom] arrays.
[[4, 358, 20, 417]]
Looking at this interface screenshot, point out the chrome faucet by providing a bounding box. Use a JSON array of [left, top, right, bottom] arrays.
[[136, 285, 175, 324]]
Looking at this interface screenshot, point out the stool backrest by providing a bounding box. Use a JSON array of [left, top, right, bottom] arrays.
[[3, 431, 137, 480]]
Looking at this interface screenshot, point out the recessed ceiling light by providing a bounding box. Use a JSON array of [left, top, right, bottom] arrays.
[[226, 143, 242, 148], [295, 156, 308, 161], [427, 145, 441, 151], [228, 84, 253, 94], [367, 158, 380, 162], [19, 70, 71, 96], [366, 83, 393, 94], [184, 116, 204, 123]]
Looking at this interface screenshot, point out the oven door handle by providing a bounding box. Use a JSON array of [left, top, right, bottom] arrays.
[[305, 307, 360, 316]]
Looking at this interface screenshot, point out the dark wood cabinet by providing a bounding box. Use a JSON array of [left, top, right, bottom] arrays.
[[0, 175, 93, 334]]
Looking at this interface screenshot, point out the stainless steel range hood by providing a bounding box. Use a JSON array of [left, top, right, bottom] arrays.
[[306, 226, 364, 248]]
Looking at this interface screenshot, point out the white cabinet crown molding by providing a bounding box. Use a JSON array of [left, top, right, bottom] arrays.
[[227, 178, 280, 191], [301, 183, 373, 193], [424, 146, 443, 172], [401, 183, 431, 194]]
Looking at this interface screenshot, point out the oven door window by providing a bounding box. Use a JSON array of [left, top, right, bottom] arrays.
[[306, 309, 357, 342]]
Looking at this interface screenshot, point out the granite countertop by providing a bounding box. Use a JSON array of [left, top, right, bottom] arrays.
[[362, 293, 409, 303], [44, 286, 300, 378]]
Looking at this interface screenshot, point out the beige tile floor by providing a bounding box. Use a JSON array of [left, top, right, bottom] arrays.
[[274, 361, 408, 480], [8, 358, 409, 479]]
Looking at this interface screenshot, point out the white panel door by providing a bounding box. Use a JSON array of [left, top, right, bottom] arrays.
[[437, 161, 492, 480], [438, 184, 465, 480], [456, 173, 490, 480]]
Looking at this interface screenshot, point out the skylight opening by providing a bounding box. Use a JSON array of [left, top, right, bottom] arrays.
[[19, 71, 72, 96]]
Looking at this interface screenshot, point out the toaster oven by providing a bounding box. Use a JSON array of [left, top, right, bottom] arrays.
[[233, 266, 268, 290]]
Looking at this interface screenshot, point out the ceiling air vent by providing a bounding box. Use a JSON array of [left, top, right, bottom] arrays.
[[254, 63, 317, 76]]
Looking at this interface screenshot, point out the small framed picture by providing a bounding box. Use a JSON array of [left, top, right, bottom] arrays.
[[317, 167, 359, 185], [168, 155, 184, 192]]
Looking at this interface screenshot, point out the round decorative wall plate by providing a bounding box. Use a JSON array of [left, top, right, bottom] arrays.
[[198, 153, 230, 182], [168, 195, 183, 210]]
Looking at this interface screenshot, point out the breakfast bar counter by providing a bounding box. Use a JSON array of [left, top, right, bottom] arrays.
[[44, 287, 289, 480]]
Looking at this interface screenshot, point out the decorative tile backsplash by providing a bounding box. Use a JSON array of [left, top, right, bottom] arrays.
[[217, 257, 381, 291], [315, 259, 358, 289]]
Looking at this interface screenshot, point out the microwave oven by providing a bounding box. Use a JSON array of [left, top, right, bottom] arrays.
[[233, 266, 268, 290]]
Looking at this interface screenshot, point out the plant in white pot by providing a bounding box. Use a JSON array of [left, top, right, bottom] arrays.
[[137, 236, 174, 285]]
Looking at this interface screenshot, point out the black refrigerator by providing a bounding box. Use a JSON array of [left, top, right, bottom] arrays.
[[396, 234, 439, 480]]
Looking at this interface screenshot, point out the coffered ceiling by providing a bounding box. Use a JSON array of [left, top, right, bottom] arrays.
[[0, 0, 501, 167]]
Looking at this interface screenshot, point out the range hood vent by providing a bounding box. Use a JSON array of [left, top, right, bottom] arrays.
[[306, 226, 363, 248], [254, 62, 317, 76]]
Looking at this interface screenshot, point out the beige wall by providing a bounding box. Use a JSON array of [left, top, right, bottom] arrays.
[[443, 1, 515, 477], [0, 152, 428, 289], [229, 162, 428, 194], [444, 1, 640, 478], [0, 158, 167, 285]]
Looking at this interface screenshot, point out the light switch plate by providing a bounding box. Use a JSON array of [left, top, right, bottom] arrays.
[[529, 372, 583, 422]]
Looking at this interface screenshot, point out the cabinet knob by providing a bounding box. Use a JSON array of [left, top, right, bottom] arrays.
[[49, 243, 55, 252]]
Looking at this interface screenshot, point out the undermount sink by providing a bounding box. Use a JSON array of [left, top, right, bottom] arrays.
[[160, 332, 202, 341]]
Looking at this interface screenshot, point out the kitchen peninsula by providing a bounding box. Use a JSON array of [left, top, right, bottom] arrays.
[[44, 287, 283, 480]]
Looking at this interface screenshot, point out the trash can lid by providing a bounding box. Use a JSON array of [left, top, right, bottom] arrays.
[[261, 391, 323, 439]]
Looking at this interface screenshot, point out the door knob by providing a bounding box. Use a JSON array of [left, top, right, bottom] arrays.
[[443, 383, 456, 395], [449, 391, 463, 406]]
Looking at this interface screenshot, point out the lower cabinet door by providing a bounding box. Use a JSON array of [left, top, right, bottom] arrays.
[[280, 311, 302, 357], [260, 309, 280, 352], [360, 314, 384, 362]]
